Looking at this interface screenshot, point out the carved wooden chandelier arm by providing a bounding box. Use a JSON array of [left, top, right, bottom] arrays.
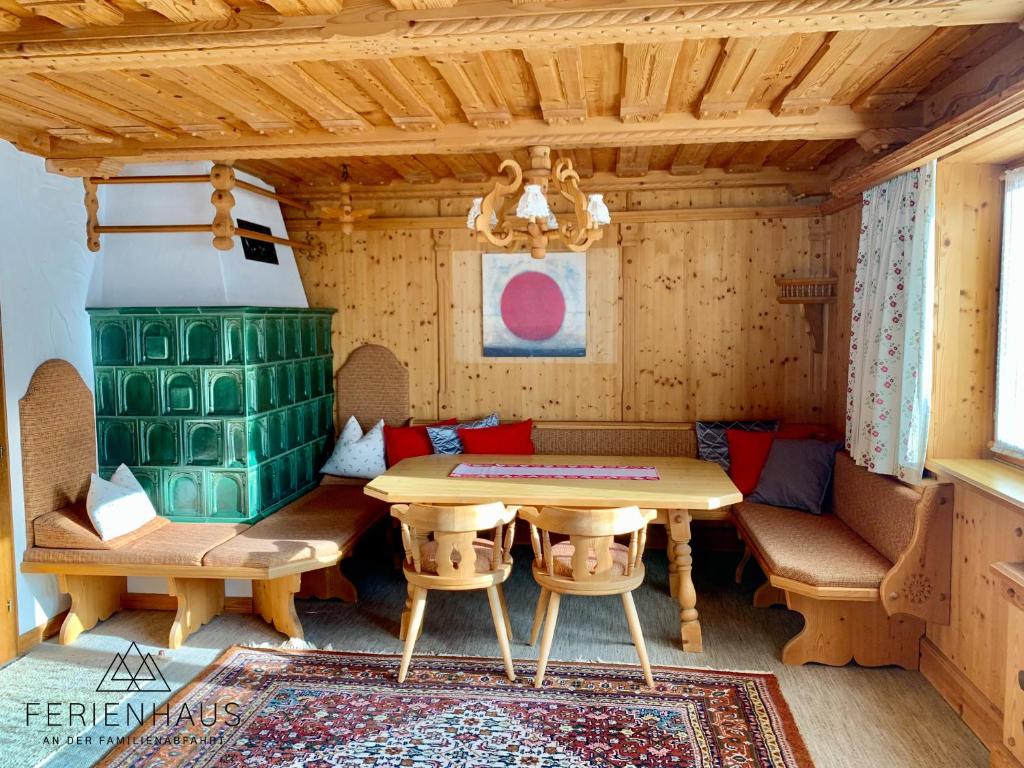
[[476, 158, 523, 248], [553, 159, 597, 248]]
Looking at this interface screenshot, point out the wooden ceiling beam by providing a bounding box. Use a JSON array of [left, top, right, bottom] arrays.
[[339, 59, 441, 131], [277, 167, 831, 200], [262, 0, 346, 15], [620, 42, 681, 123], [832, 77, 1024, 198], [669, 143, 714, 174], [2, 0, 1023, 75], [45, 106, 917, 163], [522, 48, 587, 125], [616, 145, 652, 177], [0, 8, 20, 31], [921, 33, 1024, 125], [698, 36, 787, 119], [18, 0, 121, 28], [135, 0, 231, 23], [427, 53, 511, 128]]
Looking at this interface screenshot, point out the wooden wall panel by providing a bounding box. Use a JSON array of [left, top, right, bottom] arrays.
[[929, 162, 1002, 459], [295, 188, 830, 423], [823, 203, 860, 434], [926, 483, 1024, 710]]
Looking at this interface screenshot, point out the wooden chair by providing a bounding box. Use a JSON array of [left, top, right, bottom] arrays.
[[391, 501, 519, 683], [521, 505, 658, 689]]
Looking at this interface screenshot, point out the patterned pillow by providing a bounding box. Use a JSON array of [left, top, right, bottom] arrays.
[[427, 413, 500, 455], [321, 416, 387, 480], [696, 420, 778, 472]]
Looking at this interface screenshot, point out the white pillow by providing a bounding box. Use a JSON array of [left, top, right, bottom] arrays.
[[86, 465, 158, 541], [320, 417, 386, 480]]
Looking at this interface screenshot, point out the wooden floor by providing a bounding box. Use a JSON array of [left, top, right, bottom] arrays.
[[0, 529, 988, 768]]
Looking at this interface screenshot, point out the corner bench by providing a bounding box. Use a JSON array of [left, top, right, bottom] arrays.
[[18, 359, 386, 649], [734, 453, 953, 668]]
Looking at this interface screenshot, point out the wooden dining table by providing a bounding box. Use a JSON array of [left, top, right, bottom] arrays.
[[364, 453, 743, 653]]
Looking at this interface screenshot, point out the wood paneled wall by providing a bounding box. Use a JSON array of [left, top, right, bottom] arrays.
[[823, 202, 860, 434], [292, 187, 833, 423], [930, 162, 1003, 459]]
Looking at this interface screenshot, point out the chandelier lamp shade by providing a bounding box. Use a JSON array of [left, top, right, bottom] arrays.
[[465, 145, 611, 259]]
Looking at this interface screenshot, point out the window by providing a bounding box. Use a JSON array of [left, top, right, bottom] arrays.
[[995, 169, 1024, 459]]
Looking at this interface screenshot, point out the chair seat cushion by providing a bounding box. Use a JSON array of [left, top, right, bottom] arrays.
[[34, 504, 169, 550], [202, 486, 385, 570], [734, 502, 892, 589], [549, 540, 630, 578], [418, 537, 497, 574], [24, 522, 246, 567]]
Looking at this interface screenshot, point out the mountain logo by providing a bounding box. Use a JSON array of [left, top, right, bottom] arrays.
[[96, 642, 171, 693]]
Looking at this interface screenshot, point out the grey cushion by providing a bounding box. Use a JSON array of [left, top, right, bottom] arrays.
[[696, 420, 777, 472], [749, 439, 841, 515], [427, 413, 499, 455]]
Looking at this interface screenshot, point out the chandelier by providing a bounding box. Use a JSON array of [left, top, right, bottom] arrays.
[[466, 145, 611, 259], [316, 165, 375, 235]]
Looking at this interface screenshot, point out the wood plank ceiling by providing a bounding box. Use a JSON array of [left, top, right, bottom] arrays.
[[0, 0, 1022, 193]]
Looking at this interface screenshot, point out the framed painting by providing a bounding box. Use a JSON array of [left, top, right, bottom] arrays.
[[482, 252, 586, 357]]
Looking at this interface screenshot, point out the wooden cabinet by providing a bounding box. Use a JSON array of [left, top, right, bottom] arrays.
[[993, 561, 1024, 768]]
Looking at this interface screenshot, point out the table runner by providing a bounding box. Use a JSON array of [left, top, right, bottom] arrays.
[[449, 463, 660, 480]]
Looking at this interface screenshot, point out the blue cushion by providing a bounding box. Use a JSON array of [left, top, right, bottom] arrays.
[[748, 439, 841, 515], [427, 413, 499, 455]]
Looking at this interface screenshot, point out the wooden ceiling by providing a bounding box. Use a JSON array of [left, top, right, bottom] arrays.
[[0, 0, 1022, 193]]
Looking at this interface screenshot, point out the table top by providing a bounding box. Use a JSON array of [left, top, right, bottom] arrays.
[[364, 454, 742, 510]]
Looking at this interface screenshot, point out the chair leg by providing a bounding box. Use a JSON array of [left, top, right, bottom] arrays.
[[497, 583, 513, 643], [530, 588, 550, 647], [534, 591, 561, 688], [398, 586, 427, 683], [621, 591, 655, 689], [486, 586, 517, 682]]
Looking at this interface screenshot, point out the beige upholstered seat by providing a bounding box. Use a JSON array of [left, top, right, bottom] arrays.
[[203, 485, 385, 570], [733, 502, 892, 589], [24, 522, 247, 567], [34, 504, 169, 550]]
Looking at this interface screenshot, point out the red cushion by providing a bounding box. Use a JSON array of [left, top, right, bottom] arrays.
[[460, 420, 535, 455], [383, 419, 457, 466], [726, 428, 775, 495]]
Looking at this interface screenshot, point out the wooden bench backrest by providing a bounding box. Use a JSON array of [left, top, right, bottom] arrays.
[[833, 453, 925, 564], [335, 344, 410, 433], [409, 419, 697, 457], [19, 360, 97, 548]]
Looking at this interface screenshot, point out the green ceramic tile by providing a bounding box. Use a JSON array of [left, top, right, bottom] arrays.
[[294, 361, 311, 402], [284, 317, 301, 360], [93, 319, 133, 366], [160, 369, 200, 416], [165, 470, 204, 518], [277, 363, 295, 407], [224, 420, 248, 469], [207, 472, 247, 519], [95, 370, 115, 416], [97, 419, 137, 466], [117, 369, 158, 416], [180, 317, 221, 365], [244, 318, 265, 363], [184, 420, 223, 466], [205, 369, 245, 416], [248, 416, 270, 464], [222, 317, 244, 365], [266, 317, 284, 362], [136, 318, 177, 365], [140, 419, 180, 466]]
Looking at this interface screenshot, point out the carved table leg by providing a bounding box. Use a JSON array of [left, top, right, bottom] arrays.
[[253, 573, 303, 640], [57, 574, 125, 645], [668, 509, 702, 652], [168, 578, 225, 649]]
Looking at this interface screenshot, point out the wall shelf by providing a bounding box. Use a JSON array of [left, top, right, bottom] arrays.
[[776, 276, 838, 353]]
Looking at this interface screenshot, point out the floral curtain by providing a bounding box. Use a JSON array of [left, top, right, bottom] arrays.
[[846, 161, 936, 483]]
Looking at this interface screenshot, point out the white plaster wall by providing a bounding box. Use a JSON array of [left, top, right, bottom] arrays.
[[88, 162, 308, 308], [0, 142, 94, 633]]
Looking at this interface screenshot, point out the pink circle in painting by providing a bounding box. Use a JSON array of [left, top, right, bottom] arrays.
[[500, 271, 566, 341]]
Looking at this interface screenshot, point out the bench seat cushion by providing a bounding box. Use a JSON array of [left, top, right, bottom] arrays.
[[23, 522, 247, 567], [34, 504, 169, 550], [735, 502, 892, 589], [202, 485, 385, 570]]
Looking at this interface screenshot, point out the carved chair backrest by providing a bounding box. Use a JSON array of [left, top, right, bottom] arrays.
[[520, 505, 657, 585], [391, 502, 518, 581]]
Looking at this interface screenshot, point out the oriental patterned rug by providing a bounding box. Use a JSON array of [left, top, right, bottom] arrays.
[[97, 647, 813, 767]]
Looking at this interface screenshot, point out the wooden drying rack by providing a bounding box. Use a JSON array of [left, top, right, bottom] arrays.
[[83, 163, 312, 253]]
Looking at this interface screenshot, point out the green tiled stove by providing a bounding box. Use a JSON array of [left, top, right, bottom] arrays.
[[88, 306, 336, 523]]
